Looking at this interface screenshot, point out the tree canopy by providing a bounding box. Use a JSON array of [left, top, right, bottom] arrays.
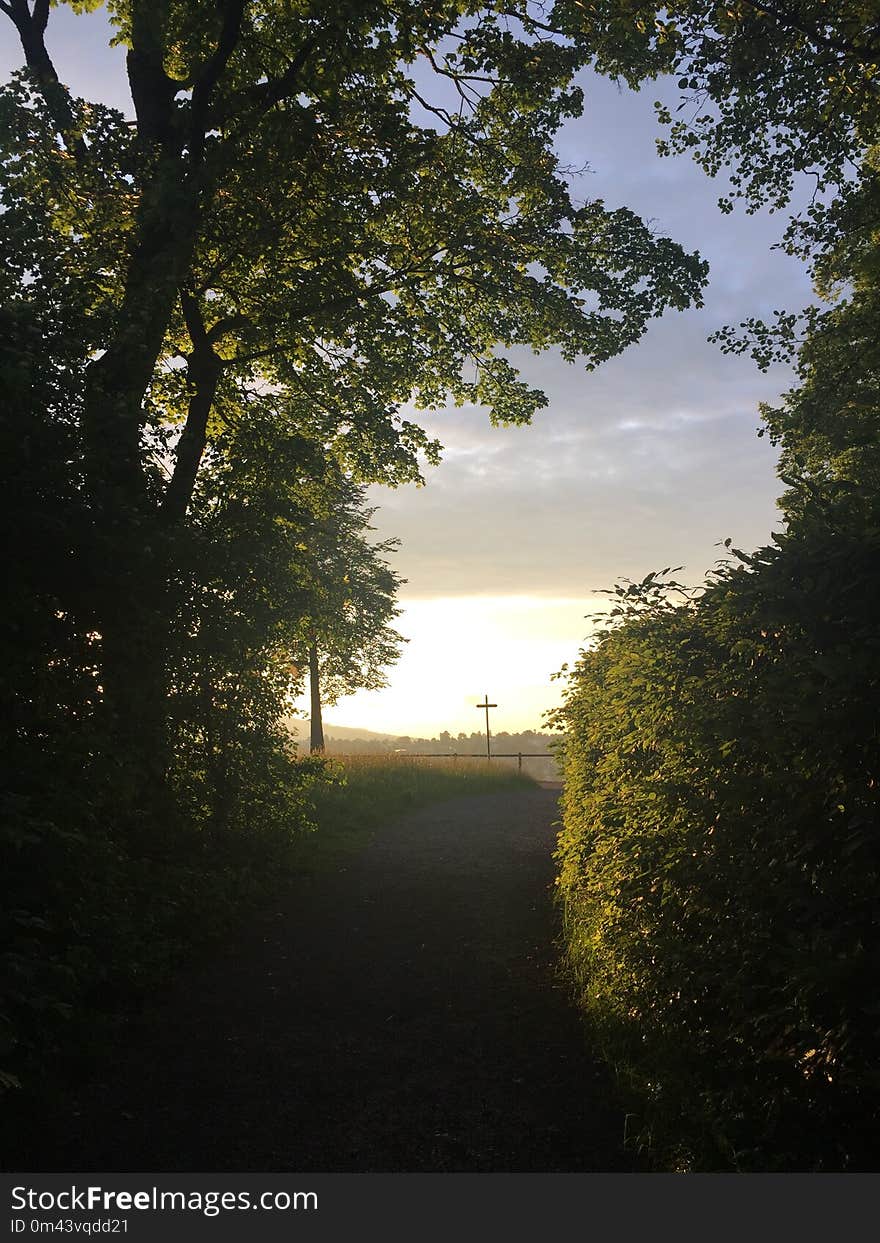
[[0, 0, 711, 784], [549, 0, 880, 1170], [2, 1, 714, 1094], [3, 0, 708, 515]]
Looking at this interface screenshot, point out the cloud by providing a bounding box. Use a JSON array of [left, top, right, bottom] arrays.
[[370, 306, 791, 597], [366, 70, 816, 601]]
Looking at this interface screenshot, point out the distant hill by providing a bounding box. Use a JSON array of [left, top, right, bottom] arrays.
[[283, 719, 397, 742]]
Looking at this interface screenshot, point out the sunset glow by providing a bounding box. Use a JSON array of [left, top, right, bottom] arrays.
[[291, 594, 605, 738]]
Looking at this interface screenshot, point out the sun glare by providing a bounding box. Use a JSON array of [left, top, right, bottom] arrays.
[[292, 594, 605, 737]]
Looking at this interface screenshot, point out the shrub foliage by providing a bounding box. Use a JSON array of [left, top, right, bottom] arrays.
[[552, 0, 880, 1171], [553, 508, 880, 1169]]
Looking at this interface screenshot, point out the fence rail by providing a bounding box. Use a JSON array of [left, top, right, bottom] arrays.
[[336, 751, 555, 773]]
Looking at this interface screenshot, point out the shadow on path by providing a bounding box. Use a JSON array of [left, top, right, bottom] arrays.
[[16, 787, 640, 1172]]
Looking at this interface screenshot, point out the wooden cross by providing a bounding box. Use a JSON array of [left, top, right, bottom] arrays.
[[476, 693, 497, 759]]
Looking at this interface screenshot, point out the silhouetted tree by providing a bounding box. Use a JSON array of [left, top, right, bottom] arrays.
[[295, 477, 405, 752]]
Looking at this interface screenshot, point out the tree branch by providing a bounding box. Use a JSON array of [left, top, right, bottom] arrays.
[[206, 313, 253, 345], [4, 0, 86, 157], [212, 29, 321, 132], [161, 291, 223, 522], [179, 288, 209, 348], [189, 0, 246, 164], [127, 0, 180, 149], [498, 6, 566, 38], [419, 45, 503, 87], [252, 34, 320, 111], [739, 0, 880, 65]]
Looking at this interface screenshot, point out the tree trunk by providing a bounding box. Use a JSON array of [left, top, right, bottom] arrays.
[[94, 529, 173, 802], [309, 640, 325, 753], [5, 2, 236, 812], [76, 188, 200, 793], [161, 299, 224, 523]]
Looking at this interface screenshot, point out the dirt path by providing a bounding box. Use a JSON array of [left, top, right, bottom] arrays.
[[21, 787, 640, 1172]]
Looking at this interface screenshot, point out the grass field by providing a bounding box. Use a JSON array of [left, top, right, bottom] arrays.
[[299, 753, 538, 867]]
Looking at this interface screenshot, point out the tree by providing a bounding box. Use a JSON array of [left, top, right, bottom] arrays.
[[163, 396, 327, 826], [295, 477, 405, 753], [541, 3, 880, 355], [548, 2, 879, 216], [1, 0, 707, 789]]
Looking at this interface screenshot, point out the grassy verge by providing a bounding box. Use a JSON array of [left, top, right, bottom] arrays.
[[298, 753, 538, 869]]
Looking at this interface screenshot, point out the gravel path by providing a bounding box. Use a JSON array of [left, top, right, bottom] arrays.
[[19, 786, 639, 1172]]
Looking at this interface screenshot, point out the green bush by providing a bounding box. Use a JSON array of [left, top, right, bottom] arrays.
[[1, 724, 329, 1096], [553, 518, 880, 1170]]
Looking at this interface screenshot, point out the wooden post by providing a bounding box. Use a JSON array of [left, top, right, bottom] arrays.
[[475, 694, 497, 760]]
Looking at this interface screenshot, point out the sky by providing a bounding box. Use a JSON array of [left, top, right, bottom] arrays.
[[1, 8, 814, 739]]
